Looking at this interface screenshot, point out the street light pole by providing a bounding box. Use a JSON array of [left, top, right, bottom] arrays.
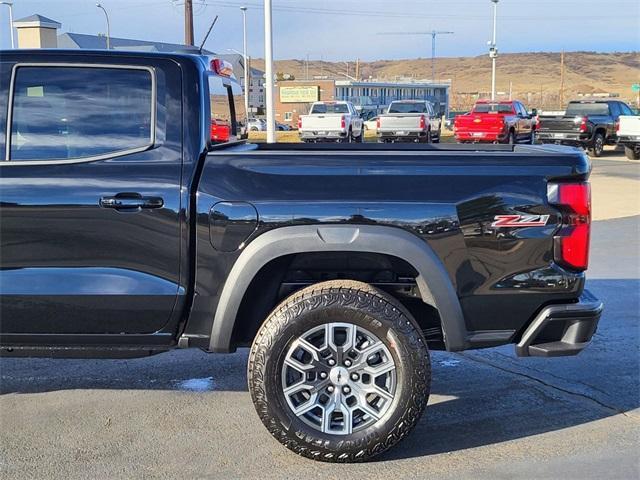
[[264, 0, 276, 143], [240, 6, 249, 119], [96, 3, 111, 50], [489, 0, 499, 100], [1, 1, 14, 48]]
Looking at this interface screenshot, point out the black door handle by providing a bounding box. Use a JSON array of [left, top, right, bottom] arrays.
[[100, 193, 164, 211]]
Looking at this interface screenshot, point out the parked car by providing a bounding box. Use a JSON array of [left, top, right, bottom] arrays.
[[377, 100, 441, 143], [248, 118, 266, 132], [536, 99, 635, 157], [454, 100, 535, 144], [298, 101, 364, 143], [0, 49, 602, 463], [276, 122, 291, 131], [617, 115, 640, 160]]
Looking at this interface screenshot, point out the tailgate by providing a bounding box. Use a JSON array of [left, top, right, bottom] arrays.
[[619, 116, 640, 136], [379, 115, 422, 130], [456, 113, 504, 132], [538, 117, 581, 133], [301, 115, 344, 131]]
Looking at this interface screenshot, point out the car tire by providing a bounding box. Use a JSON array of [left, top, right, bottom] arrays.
[[355, 128, 364, 143], [588, 133, 605, 157], [248, 279, 431, 463], [250, 127, 259, 132], [624, 145, 639, 160], [433, 128, 441, 143], [507, 130, 516, 145]]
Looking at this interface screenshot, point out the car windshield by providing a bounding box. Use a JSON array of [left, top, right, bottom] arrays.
[[388, 102, 427, 114], [565, 103, 610, 116], [311, 103, 349, 114], [473, 103, 513, 113]]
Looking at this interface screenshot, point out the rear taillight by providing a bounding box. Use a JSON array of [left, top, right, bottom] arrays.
[[548, 182, 591, 271], [298, 117, 302, 130], [376, 117, 381, 129], [341, 115, 346, 130], [419, 115, 426, 130], [579, 116, 588, 133], [615, 120, 620, 132]]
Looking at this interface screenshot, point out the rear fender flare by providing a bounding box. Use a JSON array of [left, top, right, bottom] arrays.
[[208, 225, 468, 352]]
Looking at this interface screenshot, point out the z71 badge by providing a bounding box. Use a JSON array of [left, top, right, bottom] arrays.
[[491, 214, 550, 228]]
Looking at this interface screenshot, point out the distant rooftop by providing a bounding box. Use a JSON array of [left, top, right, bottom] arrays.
[[14, 14, 61, 29], [57, 32, 214, 54]]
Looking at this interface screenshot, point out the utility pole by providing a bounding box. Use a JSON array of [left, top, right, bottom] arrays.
[[355, 58, 360, 81], [489, 0, 499, 100], [264, 0, 275, 143], [559, 51, 565, 109], [184, 0, 194, 46], [96, 3, 111, 50], [0, 1, 14, 48], [377, 31, 453, 82]]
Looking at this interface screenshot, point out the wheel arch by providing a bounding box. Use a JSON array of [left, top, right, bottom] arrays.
[[208, 224, 467, 353]]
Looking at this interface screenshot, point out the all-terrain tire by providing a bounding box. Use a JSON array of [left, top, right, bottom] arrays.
[[248, 280, 431, 462], [588, 132, 605, 157], [624, 145, 639, 160]]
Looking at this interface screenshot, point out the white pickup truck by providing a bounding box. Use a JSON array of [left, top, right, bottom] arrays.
[[377, 100, 441, 143], [618, 115, 640, 160], [298, 101, 364, 143]]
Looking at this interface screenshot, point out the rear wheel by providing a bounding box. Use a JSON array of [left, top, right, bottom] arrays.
[[432, 127, 441, 143], [624, 145, 639, 160], [248, 280, 431, 462], [588, 133, 605, 157], [507, 130, 516, 145], [355, 127, 364, 143]]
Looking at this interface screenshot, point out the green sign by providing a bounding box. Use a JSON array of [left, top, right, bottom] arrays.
[[280, 86, 319, 103], [632, 84, 640, 92]]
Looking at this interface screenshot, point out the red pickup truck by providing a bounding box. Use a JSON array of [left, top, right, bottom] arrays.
[[454, 100, 536, 144]]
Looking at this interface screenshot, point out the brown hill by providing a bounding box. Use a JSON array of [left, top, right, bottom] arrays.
[[251, 51, 640, 109]]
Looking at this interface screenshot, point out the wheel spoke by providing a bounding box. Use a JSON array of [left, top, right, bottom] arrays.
[[362, 360, 395, 378], [284, 356, 315, 373], [292, 394, 320, 416]]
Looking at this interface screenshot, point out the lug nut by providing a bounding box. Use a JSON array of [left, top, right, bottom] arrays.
[[343, 386, 351, 394], [319, 372, 328, 379], [327, 385, 335, 393], [344, 359, 352, 367], [327, 359, 336, 366], [350, 373, 359, 381]]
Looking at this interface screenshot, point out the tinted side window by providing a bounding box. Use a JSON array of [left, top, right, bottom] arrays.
[[619, 103, 633, 116], [209, 75, 233, 144], [10, 66, 153, 161], [230, 81, 247, 140], [609, 102, 621, 118]]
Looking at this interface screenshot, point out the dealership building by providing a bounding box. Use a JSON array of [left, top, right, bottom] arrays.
[[275, 79, 451, 128]]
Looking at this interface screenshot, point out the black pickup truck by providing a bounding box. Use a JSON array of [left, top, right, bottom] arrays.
[[0, 50, 603, 462], [536, 99, 635, 156]]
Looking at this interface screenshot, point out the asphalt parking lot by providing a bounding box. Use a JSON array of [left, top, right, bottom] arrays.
[[1, 151, 638, 480]]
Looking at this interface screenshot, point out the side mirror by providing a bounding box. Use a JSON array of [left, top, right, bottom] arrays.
[[531, 108, 538, 116]]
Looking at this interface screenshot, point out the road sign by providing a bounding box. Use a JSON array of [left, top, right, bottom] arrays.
[[632, 84, 640, 92]]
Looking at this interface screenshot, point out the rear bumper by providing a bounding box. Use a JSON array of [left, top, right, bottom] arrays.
[[536, 132, 592, 145], [455, 131, 505, 142], [377, 130, 427, 141], [515, 289, 603, 357], [300, 130, 347, 141], [617, 135, 640, 146]]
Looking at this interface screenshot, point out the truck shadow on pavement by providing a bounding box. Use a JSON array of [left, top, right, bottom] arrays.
[[1, 279, 637, 459]]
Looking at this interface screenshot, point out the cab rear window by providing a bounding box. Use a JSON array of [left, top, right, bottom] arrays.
[[208, 75, 247, 144], [9, 66, 153, 161]]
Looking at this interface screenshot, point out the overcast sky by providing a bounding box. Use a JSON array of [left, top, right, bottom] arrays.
[[1, 0, 638, 60]]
